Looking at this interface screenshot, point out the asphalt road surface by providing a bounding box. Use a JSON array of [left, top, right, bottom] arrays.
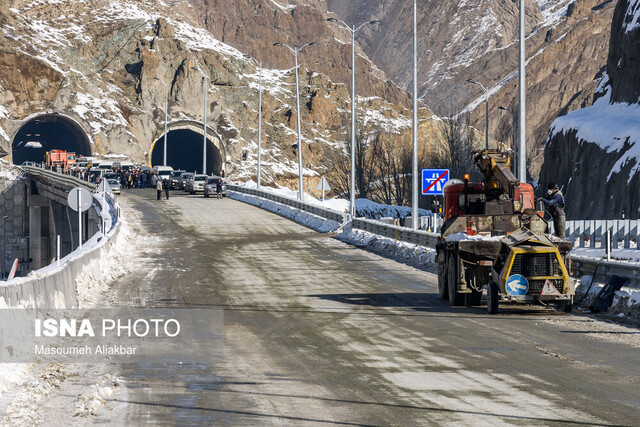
[[87, 190, 640, 425]]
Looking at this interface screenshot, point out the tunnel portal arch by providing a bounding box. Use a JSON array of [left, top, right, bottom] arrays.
[[150, 120, 226, 176], [11, 113, 92, 165]]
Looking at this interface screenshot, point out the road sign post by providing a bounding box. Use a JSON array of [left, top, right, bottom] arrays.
[[421, 169, 450, 196], [67, 187, 92, 250], [315, 176, 331, 202]]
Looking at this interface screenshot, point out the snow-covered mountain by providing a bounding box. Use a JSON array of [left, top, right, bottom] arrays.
[[539, 0, 640, 219], [0, 0, 438, 191], [325, 0, 616, 178]]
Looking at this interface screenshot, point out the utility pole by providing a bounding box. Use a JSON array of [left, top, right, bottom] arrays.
[[412, 0, 419, 230]]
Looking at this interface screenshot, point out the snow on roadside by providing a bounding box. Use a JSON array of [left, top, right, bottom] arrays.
[[229, 191, 341, 233], [336, 225, 436, 268]]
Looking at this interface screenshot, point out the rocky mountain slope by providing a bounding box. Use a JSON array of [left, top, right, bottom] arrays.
[[325, 0, 616, 178], [539, 0, 640, 219], [0, 0, 441, 194]]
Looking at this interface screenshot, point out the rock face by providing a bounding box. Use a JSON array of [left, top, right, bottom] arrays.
[[0, 0, 437, 195], [539, 0, 640, 220], [325, 0, 616, 179]]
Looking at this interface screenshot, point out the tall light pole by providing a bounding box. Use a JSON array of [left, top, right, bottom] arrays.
[[273, 41, 317, 201], [326, 18, 381, 219], [518, 0, 527, 183], [244, 55, 264, 189], [498, 106, 517, 175], [2, 215, 7, 280], [412, 0, 419, 230], [154, 78, 169, 166], [467, 78, 489, 150], [192, 65, 209, 175]]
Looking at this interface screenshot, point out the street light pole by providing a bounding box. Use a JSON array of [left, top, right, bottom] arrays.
[[326, 18, 381, 219], [244, 55, 263, 189], [154, 78, 169, 166], [518, 0, 527, 183], [274, 41, 317, 201], [412, 0, 419, 230], [498, 106, 517, 175], [192, 65, 209, 175], [467, 78, 489, 150]]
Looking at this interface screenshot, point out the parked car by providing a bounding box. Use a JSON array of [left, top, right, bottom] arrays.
[[189, 174, 208, 194], [204, 177, 226, 198], [151, 165, 174, 186], [106, 179, 121, 194], [179, 172, 194, 190], [171, 170, 186, 189]]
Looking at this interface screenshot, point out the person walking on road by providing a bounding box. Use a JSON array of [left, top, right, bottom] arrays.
[[156, 177, 163, 200], [541, 182, 566, 239], [216, 178, 223, 199], [164, 178, 170, 200]]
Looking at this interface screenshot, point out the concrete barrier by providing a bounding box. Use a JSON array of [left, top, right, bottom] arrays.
[[0, 193, 121, 308]]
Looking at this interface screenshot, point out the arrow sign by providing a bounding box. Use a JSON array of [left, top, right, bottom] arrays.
[[422, 169, 450, 195]]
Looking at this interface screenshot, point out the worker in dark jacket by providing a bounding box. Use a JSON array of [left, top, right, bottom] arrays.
[[163, 178, 170, 200], [541, 182, 566, 238]]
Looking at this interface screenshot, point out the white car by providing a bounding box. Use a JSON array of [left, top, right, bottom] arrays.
[[204, 177, 226, 198], [189, 174, 208, 194], [106, 179, 121, 194]]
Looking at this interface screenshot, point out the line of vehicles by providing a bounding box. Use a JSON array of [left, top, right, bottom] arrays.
[[152, 166, 227, 198]]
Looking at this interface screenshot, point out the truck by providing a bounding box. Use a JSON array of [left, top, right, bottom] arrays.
[[436, 149, 574, 314], [45, 149, 76, 169]]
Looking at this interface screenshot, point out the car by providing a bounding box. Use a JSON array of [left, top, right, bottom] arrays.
[[103, 172, 120, 183], [180, 173, 194, 190], [151, 166, 174, 186], [171, 170, 186, 189], [204, 177, 226, 198], [189, 174, 208, 194], [106, 179, 121, 194]]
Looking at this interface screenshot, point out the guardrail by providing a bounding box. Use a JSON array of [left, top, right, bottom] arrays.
[[227, 184, 348, 224], [564, 219, 639, 250], [353, 217, 439, 247], [23, 165, 96, 192], [571, 255, 640, 285]]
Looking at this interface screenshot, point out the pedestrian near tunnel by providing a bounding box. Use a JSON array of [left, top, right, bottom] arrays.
[[156, 177, 163, 200], [164, 178, 170, 200], [540, 182, 566, 239]]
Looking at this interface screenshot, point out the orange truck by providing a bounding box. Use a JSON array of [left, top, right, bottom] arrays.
[[45, 150, 76, 168]]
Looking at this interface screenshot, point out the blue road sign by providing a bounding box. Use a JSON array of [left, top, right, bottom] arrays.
[[422, 169, 450, 195], [505, 274, 529, 296]]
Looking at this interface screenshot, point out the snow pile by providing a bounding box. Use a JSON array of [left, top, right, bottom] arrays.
[[229, 191, 342, 233], [336, 225, 436, 267], [0, 160, 21, 181], [623, 0, 640, 34], [549, 85, 640, 183], [571, 247, 640, 263], [575, 275, 640, 322]]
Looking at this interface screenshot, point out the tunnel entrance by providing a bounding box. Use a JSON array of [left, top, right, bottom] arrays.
[[12, 114, 91, 165], [151, 129, 223, 176]]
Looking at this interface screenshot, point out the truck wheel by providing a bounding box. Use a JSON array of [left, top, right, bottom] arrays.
[[437, 260, 448, 300], [563, 296, 573, 313], [447, 254, 465, 306], [465, 290, 482, 306], [487, 282, 499, 314]]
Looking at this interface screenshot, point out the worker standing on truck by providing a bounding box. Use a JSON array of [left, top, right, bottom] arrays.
[[541, 182, 566, 239]]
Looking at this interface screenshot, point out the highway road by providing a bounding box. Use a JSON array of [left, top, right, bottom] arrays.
[[9, 189, 639, 425]]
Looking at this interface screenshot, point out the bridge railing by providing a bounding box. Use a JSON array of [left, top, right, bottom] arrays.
[[563, 219, 639, 250], [226, 184, 348, 224], [23, 165, 96, 192]]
